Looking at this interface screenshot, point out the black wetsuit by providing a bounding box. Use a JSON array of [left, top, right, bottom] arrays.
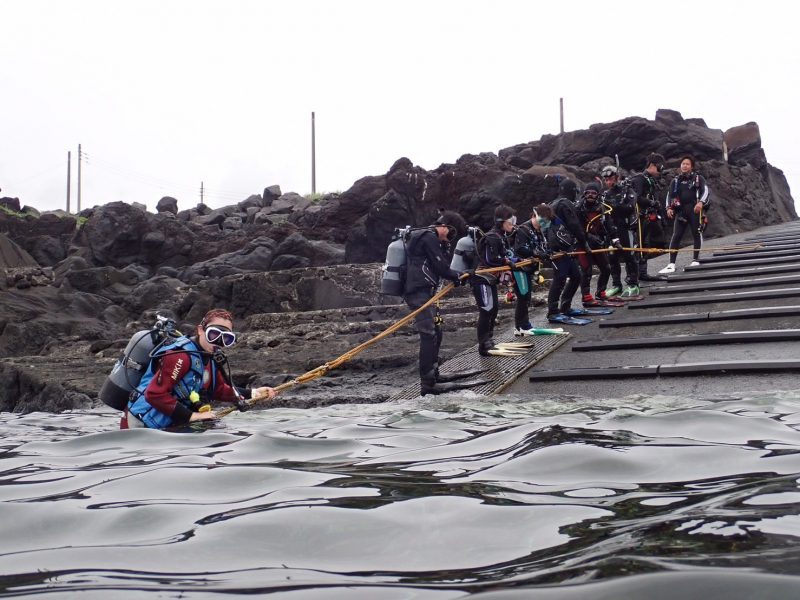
[[403, 228, 462, 384], [575, 198, 612, 298], [513, 221, 549, 329], [666, 172, 710, 263], [546, 197, 587, 316], [474, 225, 510, 354], [629, 172, 667, 276], [603, 182, 640, 288]]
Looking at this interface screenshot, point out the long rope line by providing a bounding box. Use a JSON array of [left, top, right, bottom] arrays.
[[217, 239, 765, 416], [216, 260, 537, 417]]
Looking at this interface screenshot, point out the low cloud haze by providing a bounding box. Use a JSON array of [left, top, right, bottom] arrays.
[[2, 0, 797, 212]]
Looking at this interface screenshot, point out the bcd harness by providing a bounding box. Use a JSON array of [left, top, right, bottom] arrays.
[[128, 336, 218, 429]]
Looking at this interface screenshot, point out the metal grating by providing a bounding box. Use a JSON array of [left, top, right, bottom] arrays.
[[389, 329, 571, 400]]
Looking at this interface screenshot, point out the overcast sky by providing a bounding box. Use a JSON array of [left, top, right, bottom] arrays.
[[1, 0, 798, 214]]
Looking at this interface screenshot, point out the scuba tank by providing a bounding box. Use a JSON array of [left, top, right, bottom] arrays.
[[98, 315, 179, 410], [380, 226, 411, 296], [450, 227, 481, 272]]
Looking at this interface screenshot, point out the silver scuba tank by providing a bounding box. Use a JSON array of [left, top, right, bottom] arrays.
[[98, 316, 177, 410], [450, 227, 480, 272], [380, 226, 410, 296]]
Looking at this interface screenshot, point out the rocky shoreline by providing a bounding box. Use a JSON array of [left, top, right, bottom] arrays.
[[0, 109, 795, 414]]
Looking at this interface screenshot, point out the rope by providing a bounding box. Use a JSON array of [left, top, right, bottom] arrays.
[[218, 238, 763, 417], [217, 259, 538, 417]]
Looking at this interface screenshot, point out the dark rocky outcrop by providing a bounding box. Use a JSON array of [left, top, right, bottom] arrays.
[[291, 110, 795, 263], [0, 109, 795, 414]]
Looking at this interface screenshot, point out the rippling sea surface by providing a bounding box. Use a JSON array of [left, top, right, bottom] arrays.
[[2, 390, 800, 599]]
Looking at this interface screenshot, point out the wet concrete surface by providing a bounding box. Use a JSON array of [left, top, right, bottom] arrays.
[[503, 220, 800, 399]]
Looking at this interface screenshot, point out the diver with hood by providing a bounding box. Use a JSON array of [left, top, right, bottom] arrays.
[[546, 179, 594, 325]]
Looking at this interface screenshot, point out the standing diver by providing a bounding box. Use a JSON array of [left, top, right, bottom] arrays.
[[574, 182, 617, 307], [659, 155, 710, 273], [403, 211, 484, 395], [601, 165, 641, 298], [546, 179, 593, 325], [629, 152, 668, 281]]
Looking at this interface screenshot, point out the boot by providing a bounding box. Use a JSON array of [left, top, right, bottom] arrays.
[[436, 368, 486, 383], [478, 340, 496, 357], [420, 370, 489, 395]]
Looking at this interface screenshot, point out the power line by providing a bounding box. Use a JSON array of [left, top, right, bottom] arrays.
[[86, 154, 258, 200]]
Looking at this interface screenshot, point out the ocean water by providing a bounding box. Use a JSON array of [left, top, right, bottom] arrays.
[[2, 390, 800, 599]]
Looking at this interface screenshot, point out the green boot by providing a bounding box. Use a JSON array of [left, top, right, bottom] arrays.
[[605, 285, 622, 298], [622, 285, 640, 297]]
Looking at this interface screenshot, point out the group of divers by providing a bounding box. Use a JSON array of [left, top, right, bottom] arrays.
[[392, 152, 710, 395], [100, 152, 709, 428]]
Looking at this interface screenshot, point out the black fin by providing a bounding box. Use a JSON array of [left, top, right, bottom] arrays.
[[436, 369, 486, 383], [421, 379, 492, 395]]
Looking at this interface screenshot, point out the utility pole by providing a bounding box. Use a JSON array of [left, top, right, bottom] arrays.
[[200, 181, 205, 205], [559, 98, 564, 134], [77, 143, 82, 212], [66, 151, 71, 213], [311, 111, 316, 195]]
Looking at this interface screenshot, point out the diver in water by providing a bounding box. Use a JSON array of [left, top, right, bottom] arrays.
[[122, 308, 276, 429]]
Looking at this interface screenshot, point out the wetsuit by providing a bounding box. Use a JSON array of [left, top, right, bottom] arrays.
[[603, 182, 640, 288], [629, 171, 667, 276], [666, 171, 710, 263], [575, 197, 612, 298], [474, 225, 511, 354], [546, 197, 587, 316], [123, 338, 248, 429], [513, 220, 549, 330], [403, 228, 462, 385]]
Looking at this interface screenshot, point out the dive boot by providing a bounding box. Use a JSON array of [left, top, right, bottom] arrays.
[[421, 372, 491, 395], [605, 285, 622, 298], [621, 285, 640, 298]]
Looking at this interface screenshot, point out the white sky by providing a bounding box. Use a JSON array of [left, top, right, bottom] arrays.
[[1, 0, 798, 213]]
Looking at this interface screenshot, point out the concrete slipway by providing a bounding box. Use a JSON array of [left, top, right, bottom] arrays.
[[389, 220, 800, 401]]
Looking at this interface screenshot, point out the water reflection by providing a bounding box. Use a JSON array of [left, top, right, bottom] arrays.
[[0, 391, 799, 597]]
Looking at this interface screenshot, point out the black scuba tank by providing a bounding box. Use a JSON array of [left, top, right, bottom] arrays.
[[98, 316, 178, 410], [380, 226, 411, 296]]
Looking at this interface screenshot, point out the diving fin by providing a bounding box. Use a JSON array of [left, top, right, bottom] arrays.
[[568, 307, 614, 316], [421, 378, 492, 395], [548, 313, 593, 326], [485, 347, 528, 357], [496, 341, 535, 349], [436, 368, 486, 383]]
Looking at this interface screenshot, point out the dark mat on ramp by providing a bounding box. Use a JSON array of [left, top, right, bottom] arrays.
[[389, 331, 570, 400]]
